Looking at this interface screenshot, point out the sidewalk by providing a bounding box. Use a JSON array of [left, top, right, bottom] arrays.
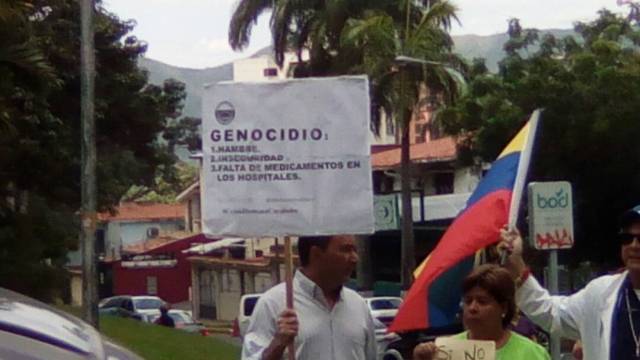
[[200, 319, 234, 335]]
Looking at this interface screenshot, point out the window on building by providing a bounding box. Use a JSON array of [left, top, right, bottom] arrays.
[[96, 229, 105, 255], [385, 114, 395, 136], [429, 121, 443, 140], [263, 68, 278, 77], [223, 269, 241, 292], [146, 276, 158, 295], [187, 199, 193, 232], [415, 123, 428, 143], [434, 172, 454, 195], [146, 227, 159, 239]]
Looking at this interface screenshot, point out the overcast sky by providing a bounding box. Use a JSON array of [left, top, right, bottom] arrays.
[[103, 0, 626, 69]]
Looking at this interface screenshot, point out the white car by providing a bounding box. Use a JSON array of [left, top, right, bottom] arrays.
[[234, 293, 261, 338], [373, 317, 401, 360], [0, 287, 142, 359], [98, 295, 166, 321], [365, 296, 403, 327]]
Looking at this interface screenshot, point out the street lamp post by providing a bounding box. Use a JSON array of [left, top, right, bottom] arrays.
[[392, 55, 433, 290], [392, 55, 463, 290], [80, 0, 98, 328]]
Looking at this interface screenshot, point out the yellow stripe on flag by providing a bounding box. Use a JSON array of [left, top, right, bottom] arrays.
[[413, 255, 430, 279], [498, 121, 530, 159]]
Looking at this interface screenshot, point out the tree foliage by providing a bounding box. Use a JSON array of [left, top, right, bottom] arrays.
[[439, 9, 640, 266], [0, 0, 194, 300], [229, 0, 466, 286]]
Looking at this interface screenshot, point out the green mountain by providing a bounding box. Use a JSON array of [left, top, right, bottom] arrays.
[[140, 29, 575, 119], [453, 29, 574, 72], [139, 58, 233, 118]]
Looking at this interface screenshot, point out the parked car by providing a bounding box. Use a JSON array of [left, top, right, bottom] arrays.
[[365, 297, 403, 326], [98, 295, 165, 321], [233, 293, 261, 338], [147, 310, 209, 336], [0, 287, 142, 360]]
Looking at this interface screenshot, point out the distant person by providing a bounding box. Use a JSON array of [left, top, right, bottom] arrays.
[[500, 204, 640, 360], [510, 311, 540, 341], [155, 304, 175, 328], [241, 235, 376, 360], [413, 264, 550, 360]]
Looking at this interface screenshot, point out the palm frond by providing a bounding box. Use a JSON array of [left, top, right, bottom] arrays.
[[0, 0, 32, 22], [0, 43, 58, 82], [228, 0, 273, 50], [271, 0, 299, 67], [418, 0, 460, 32]]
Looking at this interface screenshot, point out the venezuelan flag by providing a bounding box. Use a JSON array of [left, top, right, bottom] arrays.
[[389, 110, 541, 333]]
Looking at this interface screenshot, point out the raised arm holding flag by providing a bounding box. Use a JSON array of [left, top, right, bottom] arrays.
[[389, 109, 542, 334]]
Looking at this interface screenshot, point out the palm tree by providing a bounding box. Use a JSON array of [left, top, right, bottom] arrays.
[[229, 0, 393, 74], [340, 0, 466, 288], [0, 1, 56, 78], [228, 0, 466, 289], [0, 0, 58, 131]]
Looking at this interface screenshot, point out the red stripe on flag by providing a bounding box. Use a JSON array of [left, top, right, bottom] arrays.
[[389, 190, 512, 333]]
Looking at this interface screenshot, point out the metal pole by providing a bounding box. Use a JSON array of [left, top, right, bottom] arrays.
[[399, 0, 416, 291], [80, 0, 98, 328], [400, 103, 416, 290], [548, 250, 560, 359]]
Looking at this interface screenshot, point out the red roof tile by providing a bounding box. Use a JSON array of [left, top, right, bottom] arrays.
[[122, 236, 179, 254], [372, 137, 457, 170], [121, 233, 214, 255], [98, 202, 185, 222]]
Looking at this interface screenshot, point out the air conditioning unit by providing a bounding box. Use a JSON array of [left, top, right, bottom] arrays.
[[146, 227, 159, 239]]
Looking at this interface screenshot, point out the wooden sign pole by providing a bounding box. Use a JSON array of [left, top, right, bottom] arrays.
[[284, 236, 295, 360]]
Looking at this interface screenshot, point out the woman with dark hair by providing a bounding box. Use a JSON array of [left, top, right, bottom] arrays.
[[413, 264, 550, 360]]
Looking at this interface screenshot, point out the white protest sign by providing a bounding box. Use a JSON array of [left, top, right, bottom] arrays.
[[434, 337, 496, 360], [528, 181, 574, 250], [201, 76, 374, 236]]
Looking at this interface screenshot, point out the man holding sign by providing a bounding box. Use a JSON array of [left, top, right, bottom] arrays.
[[202, 76, 375, 359], [413, 265, 549, 360], [241, 235, 377, 360]]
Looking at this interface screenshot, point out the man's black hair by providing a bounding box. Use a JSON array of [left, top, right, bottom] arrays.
[[297, 236, 331, 267]]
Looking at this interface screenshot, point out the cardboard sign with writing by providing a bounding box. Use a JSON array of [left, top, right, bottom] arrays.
[[201, 76, 374, 237], [434, 337, 496, 360]]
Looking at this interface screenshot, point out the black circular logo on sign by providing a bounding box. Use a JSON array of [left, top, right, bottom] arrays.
[[215, 101, 235, 125]]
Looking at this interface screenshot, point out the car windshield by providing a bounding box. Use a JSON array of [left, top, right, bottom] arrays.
[[370, 299, 402, 310], [100, 298, 121, 308], [244, 297, 259, 316], [134, 298, 163, 310], [169, 312, 194, 325]]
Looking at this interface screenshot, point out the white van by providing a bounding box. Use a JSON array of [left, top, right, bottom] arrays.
[[234, 293, 261, 338]]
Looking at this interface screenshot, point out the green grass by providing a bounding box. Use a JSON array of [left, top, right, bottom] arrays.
[[100, 316, 240, 360], [54, 306, 240, 360]]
